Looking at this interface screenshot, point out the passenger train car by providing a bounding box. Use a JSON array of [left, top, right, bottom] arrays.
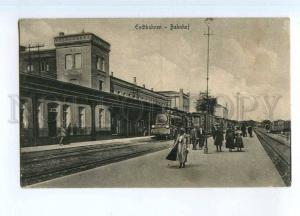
[[268, 120, 291, 133]]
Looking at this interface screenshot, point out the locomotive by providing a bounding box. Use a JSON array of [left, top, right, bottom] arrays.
[[151, 110, 190, 139]]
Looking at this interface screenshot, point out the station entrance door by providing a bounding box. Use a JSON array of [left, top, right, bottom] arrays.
[[48, 103, 58, 137]]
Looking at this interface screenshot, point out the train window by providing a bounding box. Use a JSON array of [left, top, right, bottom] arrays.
[[170, 117, 182, 127]]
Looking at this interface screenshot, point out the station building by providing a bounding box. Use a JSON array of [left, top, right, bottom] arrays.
[[19, 31, 187, 147], [214, 104, 229, 127], [157, 89, 190, 113]]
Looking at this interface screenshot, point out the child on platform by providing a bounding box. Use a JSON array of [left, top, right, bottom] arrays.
[[235, 132, 244, 152]]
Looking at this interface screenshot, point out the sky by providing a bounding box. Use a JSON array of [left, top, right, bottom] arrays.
[[19, 18, 290, 121]]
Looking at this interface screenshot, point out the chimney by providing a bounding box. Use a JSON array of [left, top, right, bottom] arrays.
[[179, 89, 184, 111], [59, 32, 65, 36], [142, 84, 145, 88], [133, 77, 137, 85], [111, 72, 114, 77]]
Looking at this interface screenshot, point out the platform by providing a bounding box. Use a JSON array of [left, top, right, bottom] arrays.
[[21, 136, 154, 153], [30, 132, 285, 187]]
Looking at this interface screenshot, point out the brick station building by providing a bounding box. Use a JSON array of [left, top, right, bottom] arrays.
[[19, 31, 189, 147]]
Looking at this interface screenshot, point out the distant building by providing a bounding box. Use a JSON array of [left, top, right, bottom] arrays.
[[157, 89, 190, 112], [214, 104, 229, 119]]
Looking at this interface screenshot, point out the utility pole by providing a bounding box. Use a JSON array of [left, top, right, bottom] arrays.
[[204, 18, 214, 154]]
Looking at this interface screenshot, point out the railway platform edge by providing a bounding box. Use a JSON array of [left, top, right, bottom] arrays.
[[21, 136, 155, 153]]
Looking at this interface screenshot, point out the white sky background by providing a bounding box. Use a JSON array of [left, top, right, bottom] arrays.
[[19, 18, 290, 121]]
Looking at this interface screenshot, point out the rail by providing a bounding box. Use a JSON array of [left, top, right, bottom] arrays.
[[254, 128, 291, 186]]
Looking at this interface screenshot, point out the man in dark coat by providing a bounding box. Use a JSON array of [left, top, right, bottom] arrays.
[[214, 127, 224, 152], [241, 124, 247, 137], [247, 126, 253, 137], [212, 125, 217, 140]]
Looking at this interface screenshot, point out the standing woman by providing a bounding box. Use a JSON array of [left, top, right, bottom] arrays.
[[190, 126, 198, 150], [59, 125, 67, 146], [214, 126, 224, 152], [225, 127, 235, 152], [212, 125, 217, 141], [198, 126, 205, 150], [176, 128, 189, 168]]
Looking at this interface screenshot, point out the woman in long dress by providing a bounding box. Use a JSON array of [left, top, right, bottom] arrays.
[[225, 127, 235, 152], [176, 128, 189, 168]]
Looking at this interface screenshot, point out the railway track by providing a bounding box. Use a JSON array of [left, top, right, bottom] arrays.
[[21, 139, 155, 164], [254, 128, 291, 186], [21, 140, 171, 186]]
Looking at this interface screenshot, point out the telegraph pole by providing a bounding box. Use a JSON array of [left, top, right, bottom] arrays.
[[204, 18, 214, 154]]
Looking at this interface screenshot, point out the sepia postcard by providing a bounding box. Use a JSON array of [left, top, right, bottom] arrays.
[[18, 18, 291, 188]]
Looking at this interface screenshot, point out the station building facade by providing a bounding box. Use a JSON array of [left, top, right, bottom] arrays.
[[157, 89, 190, 113], [20, 31, 185, 147]]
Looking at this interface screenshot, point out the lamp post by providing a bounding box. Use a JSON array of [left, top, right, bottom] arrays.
[[204, 18, 213, 154]]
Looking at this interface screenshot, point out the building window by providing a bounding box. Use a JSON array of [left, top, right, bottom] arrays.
[[96, 56, 101, 70], [78, 107, 85, 129], [98, 80, 103, 91], [99, 109, 103, 129], [27, 64, 34, 72], [101, 57, 105, 71], [74, 53, 82, 69], [65, 54, 73, 70], [96, 56, 105, 71], [41, 62, 49, 72]]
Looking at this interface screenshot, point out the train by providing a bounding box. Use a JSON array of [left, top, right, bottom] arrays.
[[151, 110, 190, 139], [151, 108, 237, 139], [267, 120, 291, 133]]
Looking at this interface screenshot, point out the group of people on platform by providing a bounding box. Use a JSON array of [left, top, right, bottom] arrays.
[[190, 126, 206, 150], [166, 123, 254, 168], [212, 124, 252, 152]]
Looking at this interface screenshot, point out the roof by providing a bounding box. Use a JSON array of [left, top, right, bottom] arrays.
[[157, 90, 190, 97], [54, 32, 110, 50], [110, 76, 168, 100]]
